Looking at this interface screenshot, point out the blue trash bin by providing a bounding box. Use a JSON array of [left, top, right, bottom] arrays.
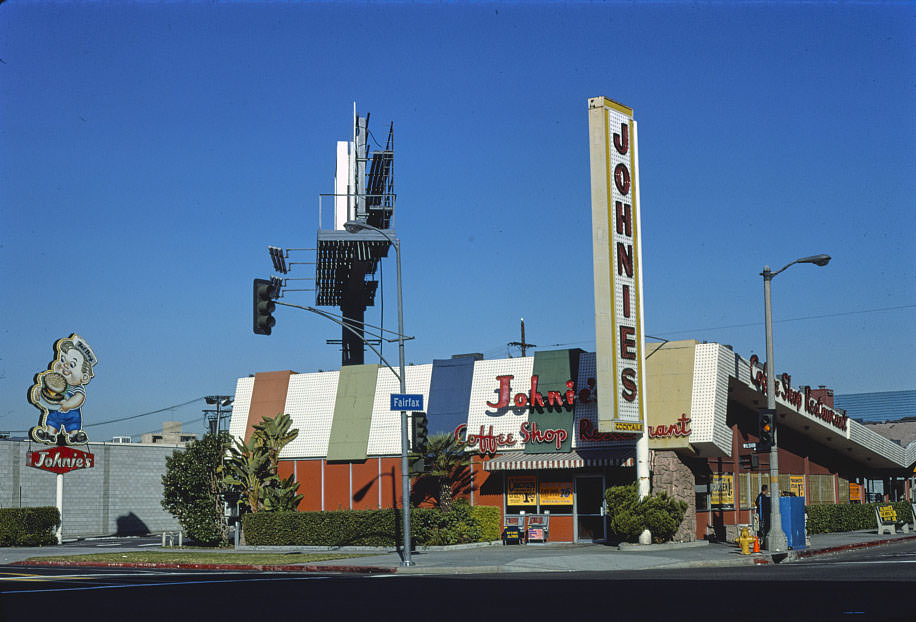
[[779, 496, 806, 550]]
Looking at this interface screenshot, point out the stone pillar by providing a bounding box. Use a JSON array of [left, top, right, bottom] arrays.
[[650, 449, 697, 542]]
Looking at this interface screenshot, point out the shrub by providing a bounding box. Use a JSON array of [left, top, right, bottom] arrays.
[[243, 502, 494, 547], [605, 483, 688, 544], [469, 505, 502, 542], [806, 501, 912, 534], [161, 432, 231, 546], [0, 507, 59, 546]]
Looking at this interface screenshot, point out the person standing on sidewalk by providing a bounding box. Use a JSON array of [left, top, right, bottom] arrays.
[[756, 485, 771, 544]]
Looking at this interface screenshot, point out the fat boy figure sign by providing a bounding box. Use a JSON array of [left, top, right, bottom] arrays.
[[28, 333, 98, 446]]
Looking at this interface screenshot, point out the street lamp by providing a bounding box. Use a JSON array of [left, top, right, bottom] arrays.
[[761, 253, 830, 553], [204, 395, 234, 435], [343, 220, 413, 567]]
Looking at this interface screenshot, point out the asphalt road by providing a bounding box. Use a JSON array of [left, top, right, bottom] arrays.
[[2, 540, 915, 621]]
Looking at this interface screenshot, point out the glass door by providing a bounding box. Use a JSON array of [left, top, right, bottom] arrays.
[[575, 476, 606, 542]]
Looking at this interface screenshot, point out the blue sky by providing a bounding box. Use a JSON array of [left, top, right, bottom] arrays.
[[2, 1, 914, 442]]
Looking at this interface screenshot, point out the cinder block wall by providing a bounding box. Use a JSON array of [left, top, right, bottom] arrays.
[[0, 440, 182, 539]]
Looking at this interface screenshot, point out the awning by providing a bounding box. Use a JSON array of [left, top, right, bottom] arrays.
[[483, 449, 634, 471]]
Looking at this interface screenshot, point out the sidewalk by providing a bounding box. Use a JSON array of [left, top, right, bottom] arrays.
[[301, 528, 916, 574], [5, 528, 916, 574]]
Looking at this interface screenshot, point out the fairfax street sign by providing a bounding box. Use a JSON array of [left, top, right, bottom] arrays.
[[390, 393, 423, 411], [27, 445, 95, 474]]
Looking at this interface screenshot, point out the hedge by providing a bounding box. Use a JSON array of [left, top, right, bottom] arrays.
[[0, 507, 60, 546], [243, 502, 500, 547], [806, 501, 913, 535], [469, 505, 502, 542]]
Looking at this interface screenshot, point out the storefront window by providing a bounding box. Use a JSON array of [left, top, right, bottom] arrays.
[[539, 476, 573, 515], [808, 474, 836, 504], [710, 472, 735, 510], [739, 472, 763, 509], [838, 477, 850, 504], [695, 475, 709, 512], [506, 474, 537, 515]]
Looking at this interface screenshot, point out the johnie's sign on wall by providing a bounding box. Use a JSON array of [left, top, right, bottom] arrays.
[[28, 445, 95, 474], [587, 97, 647, 436]]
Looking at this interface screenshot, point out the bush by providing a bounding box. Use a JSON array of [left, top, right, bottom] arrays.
[[161, 432, 231, 546], [243, 502, 495, 547], [469, 505, 502, 542], [605, 483, 688, 544], [806, 501, 912, 534], [0, 507, 59, 546]]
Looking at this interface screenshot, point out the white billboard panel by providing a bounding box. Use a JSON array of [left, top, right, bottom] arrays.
[[587, 97, 647, 435]]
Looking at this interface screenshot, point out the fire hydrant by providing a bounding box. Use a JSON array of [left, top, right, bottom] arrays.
[[736, 525, 755, 555]]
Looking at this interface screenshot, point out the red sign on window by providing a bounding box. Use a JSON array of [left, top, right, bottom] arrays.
[[27, 445, 95, 474]]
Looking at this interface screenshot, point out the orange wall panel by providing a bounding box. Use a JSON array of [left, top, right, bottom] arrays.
[[294, 460, 324, 512], [351, 460, 382, 510], [246, 371, 294, 441], [547, 516, 573, 543], [379, 458, 401, 509], [324, 462, 352, 511]]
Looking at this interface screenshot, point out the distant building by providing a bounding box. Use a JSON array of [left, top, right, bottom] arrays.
[[141, 421, 197, 446], [111, 436, 132, 444], [835, 389, 916, 423]]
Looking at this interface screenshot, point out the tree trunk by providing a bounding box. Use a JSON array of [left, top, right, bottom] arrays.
[[439, 478, 453, 512]]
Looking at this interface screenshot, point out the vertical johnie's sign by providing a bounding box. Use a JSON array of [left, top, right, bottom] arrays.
[[587, 96, 646, 436]]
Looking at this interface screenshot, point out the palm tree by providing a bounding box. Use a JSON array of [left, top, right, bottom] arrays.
[[222, 435, 270, 513], [222, 413, 301, 513], [421, 433, 471, 512], [252, 413, 298, 475]]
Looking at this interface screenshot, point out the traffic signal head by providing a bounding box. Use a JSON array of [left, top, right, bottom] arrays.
[[758, 409, 775, 450], [253, 278, 276, 335], [411, 412, 429, 453], [739, 454, 760, 470], [408, 453, 427, 476]]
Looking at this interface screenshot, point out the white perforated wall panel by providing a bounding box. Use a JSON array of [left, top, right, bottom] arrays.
[[229, 377, 254, 444], [281, 371, 340, 459], [572, 352, 597, 450], [367, 364, 433, 456], [849, 420, 905, 464], [688, 343, 732, 457], [572, 352, 633, 450], [466, 357, 534, 450]]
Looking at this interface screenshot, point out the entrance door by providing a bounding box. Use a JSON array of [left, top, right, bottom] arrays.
[[575, 476, 606, 542]]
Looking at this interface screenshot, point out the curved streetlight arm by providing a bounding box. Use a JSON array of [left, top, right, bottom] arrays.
[[278, 301, 413, 343], [275, 301, 403, 383], [763, 254, 831, 280]]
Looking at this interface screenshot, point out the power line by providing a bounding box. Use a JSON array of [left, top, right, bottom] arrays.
[[4, 397, 207, 436], [82, 397, 205, 428], [655, 303, 916, 337], [518, 303, 916, 350], [134, 415, 207, 441]]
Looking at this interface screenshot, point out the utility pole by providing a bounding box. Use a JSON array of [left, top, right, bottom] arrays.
[[508, 318, 536, 357]]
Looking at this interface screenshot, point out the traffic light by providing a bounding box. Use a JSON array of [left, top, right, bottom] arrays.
[[408, 453, 427, 476], [758, 409, 775, 451], [253, 278, 276, 335], [411, 412, 428, 453], [739, 454, 759, 470]]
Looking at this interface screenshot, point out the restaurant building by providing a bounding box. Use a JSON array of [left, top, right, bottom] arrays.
[[229, 340, 916, 543]]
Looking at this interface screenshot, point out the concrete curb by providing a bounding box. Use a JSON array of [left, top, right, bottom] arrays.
[[790, 532, 916, 561], [617, 540, 710, 552], [11, 559, 396, 574]]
